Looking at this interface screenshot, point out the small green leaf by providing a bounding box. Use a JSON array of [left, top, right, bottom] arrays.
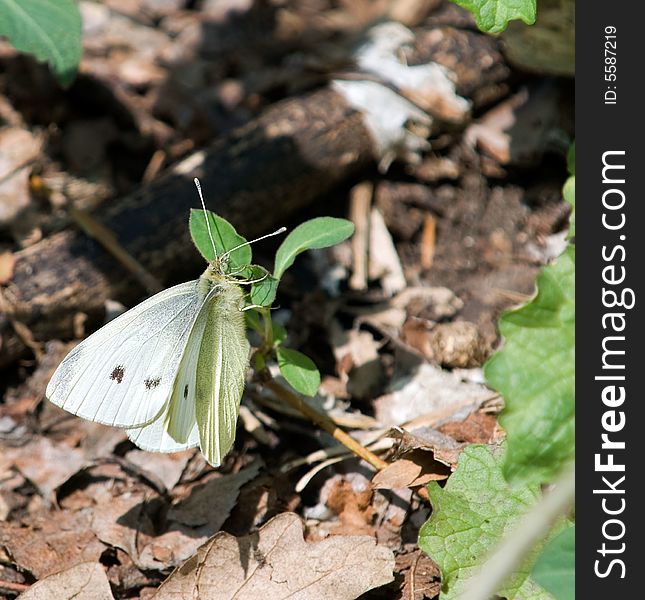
[[531, 525, 575, 600], [419, 445, 551, 600], [189, 209, 251, 270], [0, 0, 82, 86], [485, 245, 575, 485], [273, 217, 354, 280], [251, 273, 279, 307], [450, 0, 536, 33], [276, 347, 321, 397]]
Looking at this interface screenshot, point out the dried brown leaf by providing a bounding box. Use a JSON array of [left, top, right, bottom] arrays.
[[18, 562, 114, 600], [153, 512, 394, 600], [389, 427, 466, 468], [0, 510, 104, 579], [91, 462, 261, 570], [371, 458, 422, 489], [2, 437, 86, 499], [395, 550, 441, 600]]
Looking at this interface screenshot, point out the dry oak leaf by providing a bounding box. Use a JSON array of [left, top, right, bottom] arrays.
[[18, 562, 114, 600], [1, 509, 104, 579], [153, 512, 395, 600]]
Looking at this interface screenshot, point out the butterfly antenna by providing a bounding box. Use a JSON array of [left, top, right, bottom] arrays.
[[194, 178, 218, 257], [221, 227, 287, 260]]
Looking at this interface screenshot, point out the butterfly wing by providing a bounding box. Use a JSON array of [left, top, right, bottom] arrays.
[[195, 280, 250, 466], [46, 281, 204, 429], [126, 300, 211, 452]]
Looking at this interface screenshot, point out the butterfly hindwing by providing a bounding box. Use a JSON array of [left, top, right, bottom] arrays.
[[195, 279, 250, 466], [46, 281, 204, 429]]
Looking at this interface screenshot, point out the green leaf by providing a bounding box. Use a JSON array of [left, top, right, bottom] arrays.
[[484, 245, 575, 485], [531, 525, 575, 600], [273, 217, 354, 280], [563, 175, 575, 239], [250, 273, 279, 307], [419, 445, 552, 600], [450, 0, 536, 33], [189, 209, 251, 270], [0, 0, 82, 86], [276, 347, 321, 397]]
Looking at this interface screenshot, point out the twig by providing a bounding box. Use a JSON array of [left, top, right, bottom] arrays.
[[0, 579, 30, 593], [459, 462, 575, 600], [264, 378, 388, 471], [349, 181, 373, 291], [420, 213, 436, 269], [142, 149, 167, 184], [69, 207, 163, 296]]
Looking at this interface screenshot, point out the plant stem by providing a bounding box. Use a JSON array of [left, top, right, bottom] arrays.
[[264, 378, 388, 471]]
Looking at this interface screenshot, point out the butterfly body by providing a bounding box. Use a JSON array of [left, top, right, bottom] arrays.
[[46, 261, 250, 466]]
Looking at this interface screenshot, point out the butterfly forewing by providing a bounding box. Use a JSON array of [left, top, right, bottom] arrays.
[[195, 279, 250, 466], [126, 299, 211, 452], [46, 281, 204, 429]]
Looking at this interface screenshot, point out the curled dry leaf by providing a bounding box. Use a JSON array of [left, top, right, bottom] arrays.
[[389, 427, 467, 469], [371, 450, 450, 490], [153, 512, 395, 600], [18, 562, 114, 600]]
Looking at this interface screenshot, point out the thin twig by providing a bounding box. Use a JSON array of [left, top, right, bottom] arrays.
[[0, 579, 30, 593], [460, 462, 575, 600], [70, 207, 163, 295], [264, 378, 388, 471], [349, 181, 373, 291]]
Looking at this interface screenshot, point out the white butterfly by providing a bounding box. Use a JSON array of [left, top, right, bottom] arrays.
[[47, 181, 283, 467]]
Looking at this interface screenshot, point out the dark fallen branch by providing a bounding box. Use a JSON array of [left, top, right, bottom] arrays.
[[1, 22, 509, 368]]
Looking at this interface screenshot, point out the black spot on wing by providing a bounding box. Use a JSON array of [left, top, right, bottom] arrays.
[[183, 384, 189, 399], [110, 365, 125, 384], [144, 377, 161, 390]]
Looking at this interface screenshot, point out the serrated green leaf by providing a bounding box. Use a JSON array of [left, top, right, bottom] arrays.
[[531, 525, 575, 600], [0, 0, 82, 86], [563, 176, 575, 239], [189, 209, 251, 270], [273, 217, 354, 280], [485, 245, 575, 485], [451, 0, 536, 33], [276, 347, 321, 397], [419, 445, 552, 600]]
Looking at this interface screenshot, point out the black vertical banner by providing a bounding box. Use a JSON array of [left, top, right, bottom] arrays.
[[577, 1, 645, 596]]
